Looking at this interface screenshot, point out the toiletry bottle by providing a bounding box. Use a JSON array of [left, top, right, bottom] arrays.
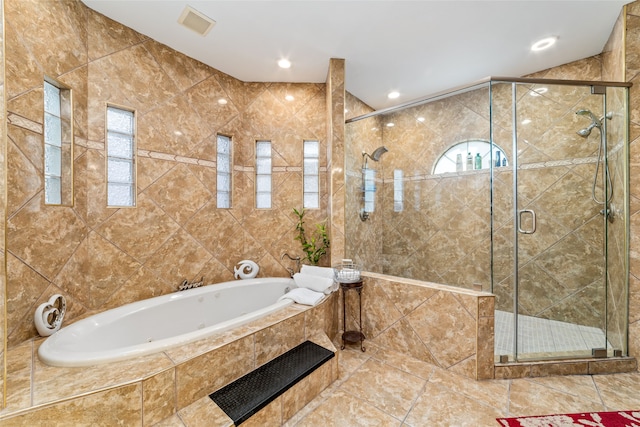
[[502, 157, 507, 167], [475, 153, 482, 170], [466, 152, 473, 171], [456, 153, 463, 172], [495, 151, 501, 167]]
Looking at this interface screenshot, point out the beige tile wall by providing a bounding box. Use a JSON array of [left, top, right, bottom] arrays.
[[357, 273, 495, 380], [0, 0, 5, 407], [3, 0, 329, 349], [625, 1, 640, 364], [328, 59, 346, 265]]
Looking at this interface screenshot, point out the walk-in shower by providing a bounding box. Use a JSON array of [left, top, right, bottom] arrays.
[[345, 77, 630, 363]]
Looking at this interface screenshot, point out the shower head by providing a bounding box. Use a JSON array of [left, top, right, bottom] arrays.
[[576, 108, 607, 137], [576, 109, 601, 127], [362, 146, 389, 163], [577, 123, 597, 137]]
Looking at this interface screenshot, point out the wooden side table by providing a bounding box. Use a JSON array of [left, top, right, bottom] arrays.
[[340, 280, 365, 352]]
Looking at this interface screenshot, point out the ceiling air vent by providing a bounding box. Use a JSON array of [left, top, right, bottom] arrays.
[[178, 6, 216, 36]]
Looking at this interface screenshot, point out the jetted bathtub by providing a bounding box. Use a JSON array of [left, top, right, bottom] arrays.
[[38, 278, 295, 367]]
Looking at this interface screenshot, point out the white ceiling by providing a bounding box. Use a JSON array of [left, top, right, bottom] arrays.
[[82, 1, 631, 111]]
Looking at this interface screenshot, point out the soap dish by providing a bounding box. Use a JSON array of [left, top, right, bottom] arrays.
[[333, 264, 361, 283]]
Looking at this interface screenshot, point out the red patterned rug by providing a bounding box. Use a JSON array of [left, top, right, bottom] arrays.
[[497, 410, 640, 426]]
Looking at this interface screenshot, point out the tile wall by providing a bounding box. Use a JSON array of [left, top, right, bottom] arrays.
[[3, 0, 329, 350], [356, 273, 495, 380], [625, 1, 640, 362], [327, 59, 346, 266], [0, 0, 5, 406], [602, 11, 628, 354]]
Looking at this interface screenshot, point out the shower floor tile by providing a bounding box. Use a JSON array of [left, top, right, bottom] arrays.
[[494, 310, 611, 357]]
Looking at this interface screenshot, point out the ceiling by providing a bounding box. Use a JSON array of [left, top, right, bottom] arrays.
[[82, 1, 631, 111]]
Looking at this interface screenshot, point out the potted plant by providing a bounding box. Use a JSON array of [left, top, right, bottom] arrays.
[[293, 207, 330, 265]]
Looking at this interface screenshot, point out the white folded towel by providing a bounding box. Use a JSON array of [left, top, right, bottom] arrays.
[[293, 273, 334, 294], [278, 288, 325, 306], [300, 265, 335, 280]]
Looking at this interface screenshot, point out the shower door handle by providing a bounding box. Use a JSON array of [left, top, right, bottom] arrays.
[[518, 209, 537, 234]]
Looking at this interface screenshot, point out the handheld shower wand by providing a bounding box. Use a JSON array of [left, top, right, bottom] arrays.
[[575, 109, 614, 216]]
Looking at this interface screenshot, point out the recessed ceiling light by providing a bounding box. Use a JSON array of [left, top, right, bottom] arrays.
[[278, 59, 291, 69], [217, 98, 228, 105], [531, 36, 557, 52], [285, 95, 294, 101], [388, 91, 400, 99]]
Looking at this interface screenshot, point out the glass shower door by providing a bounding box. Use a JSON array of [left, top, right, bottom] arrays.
[[497, 81, 610, 361]]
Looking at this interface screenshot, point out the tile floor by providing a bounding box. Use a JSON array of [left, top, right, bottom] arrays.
[[495, 310, 611, 357], [160, 341, 640, 426]]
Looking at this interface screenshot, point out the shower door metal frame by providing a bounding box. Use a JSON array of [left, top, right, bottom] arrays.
[[493, 78, 632, 363]]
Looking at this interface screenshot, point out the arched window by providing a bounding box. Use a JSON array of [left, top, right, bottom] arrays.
[[433, 140, 508, 174]]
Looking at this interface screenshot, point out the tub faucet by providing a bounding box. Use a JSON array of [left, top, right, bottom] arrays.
[[281, 253, 301, 278], [178, 276, 204, 291]]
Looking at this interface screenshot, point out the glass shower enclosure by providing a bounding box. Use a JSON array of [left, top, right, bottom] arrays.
[[344, 77, 630, 362]]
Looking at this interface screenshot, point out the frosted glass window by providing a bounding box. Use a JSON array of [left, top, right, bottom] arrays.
[[45, 176, 61, 205], [433, 140, 507, 174], [363, 168, 376, 213], [394, 169, 404, 212], [256, 140, 271, 209], [107, 106, 135, 207], [44, 81, 65, 205], [303, 140, 320, 209], [217, 134, 232, 208], [44, 78, 73, 206]]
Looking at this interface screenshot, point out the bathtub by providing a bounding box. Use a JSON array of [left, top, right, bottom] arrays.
[[38, 278, 295, 367]]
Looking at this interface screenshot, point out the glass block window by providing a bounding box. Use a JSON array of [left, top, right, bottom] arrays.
[[256, 140, 271, 209], [44, 81, 62, 204], [393, 169, 404, 212], [106, 106, 136, 207], [303, 140, 320, 209], [217, 134, 232, 208], [433, 140, 507, 174]]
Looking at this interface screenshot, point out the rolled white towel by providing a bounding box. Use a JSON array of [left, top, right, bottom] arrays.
[[278, 288, 325, 306], [293, 273, 334, 294], [300, 265, 335, 280]]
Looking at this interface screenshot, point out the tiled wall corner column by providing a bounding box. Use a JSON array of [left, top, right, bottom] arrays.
[[626, 1, 640, 368], [327, 58, 346, 265], [477, 296, 495, 379], [0, 0, 6, 409]]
